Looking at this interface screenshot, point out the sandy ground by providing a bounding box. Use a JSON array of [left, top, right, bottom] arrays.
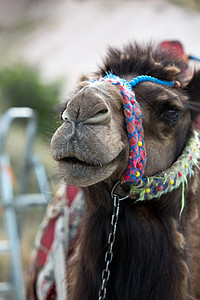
[[0, 0, 200, 96]]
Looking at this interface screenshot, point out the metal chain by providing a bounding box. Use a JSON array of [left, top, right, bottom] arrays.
[[98, 194, 120, 300]]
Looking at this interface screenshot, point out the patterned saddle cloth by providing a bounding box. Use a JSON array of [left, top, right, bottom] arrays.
[[26, 184, 85, 300]]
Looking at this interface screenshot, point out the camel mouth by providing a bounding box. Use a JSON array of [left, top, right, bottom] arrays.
[[61, 156, 94, 167], [57, 146, 126, 169], [56, 147, 126, 178], [57, 154, 119, 187], [54, 146, 128, 187]]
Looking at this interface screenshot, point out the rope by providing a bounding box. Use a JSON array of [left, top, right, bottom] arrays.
[[189, 55, 200, 62]]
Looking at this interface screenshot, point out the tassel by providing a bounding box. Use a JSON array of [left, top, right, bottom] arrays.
[[179, 181, 185, 219]]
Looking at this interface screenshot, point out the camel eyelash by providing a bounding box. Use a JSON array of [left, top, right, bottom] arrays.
[[158, 103, 183, 123], [162, 109, 182, 123]]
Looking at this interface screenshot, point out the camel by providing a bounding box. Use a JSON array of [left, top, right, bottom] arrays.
[[51, 43, 200, 300]]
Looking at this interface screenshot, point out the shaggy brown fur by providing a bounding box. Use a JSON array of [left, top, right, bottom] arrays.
[[51, 43, 200, 300]]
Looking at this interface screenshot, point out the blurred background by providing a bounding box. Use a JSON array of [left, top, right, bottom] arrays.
[[0, 0, 200, 299]]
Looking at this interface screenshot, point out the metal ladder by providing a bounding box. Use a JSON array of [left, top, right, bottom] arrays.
[[0, 107, 50, 300]]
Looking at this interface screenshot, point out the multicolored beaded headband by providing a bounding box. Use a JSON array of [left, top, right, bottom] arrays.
[[189, 55, 200, 62], [96, 73, 200, 216], [98, 73, 180, 185]]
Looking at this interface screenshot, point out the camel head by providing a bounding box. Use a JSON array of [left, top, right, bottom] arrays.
[[51, 80, 129, 186], [51, 44, 200, 190]]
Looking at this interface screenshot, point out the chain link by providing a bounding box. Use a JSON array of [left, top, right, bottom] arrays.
[[98, 194, 120, 300]]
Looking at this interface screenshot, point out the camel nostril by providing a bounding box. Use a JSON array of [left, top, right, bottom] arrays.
[[84, 108, 110, 124], [61, 109, 70, 121]]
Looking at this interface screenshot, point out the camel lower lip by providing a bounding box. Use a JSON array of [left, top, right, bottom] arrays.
[[56, 147, 126, 186], [57, 160, 117, 187], [57, 152, 121, 182], [57, 159, 112, 186]]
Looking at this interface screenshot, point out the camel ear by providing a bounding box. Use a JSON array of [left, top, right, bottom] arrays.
[[186, 70, 200, 129], [187, 70, 200, 101]]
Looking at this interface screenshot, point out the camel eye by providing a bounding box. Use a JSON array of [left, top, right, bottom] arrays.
[[163, 109, 180, 121]]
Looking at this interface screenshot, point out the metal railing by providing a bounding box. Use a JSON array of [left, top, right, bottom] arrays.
[[0, 107, 50, 299]]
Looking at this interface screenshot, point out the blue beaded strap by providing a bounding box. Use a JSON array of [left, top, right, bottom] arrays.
[[189, 55, 200, 62], [129, 75, 175, 88]]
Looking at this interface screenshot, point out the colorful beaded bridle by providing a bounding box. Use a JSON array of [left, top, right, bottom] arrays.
[[99, 73, 181, 185], [97, 73, 200, 300], [99, 73, 200, 212]]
